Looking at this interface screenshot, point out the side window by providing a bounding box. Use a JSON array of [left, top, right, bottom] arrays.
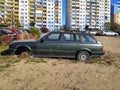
[[63, 33, 74, 41], [75, 34, 80, 41], [47, 33, 60, 41], [80, 34, 97, 43]]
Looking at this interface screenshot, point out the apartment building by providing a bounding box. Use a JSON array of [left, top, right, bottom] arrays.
[[66, 0, 111, 30], [21, 0, 62, 30], [19, 0, 29, 29], [0, 0, 62, 30], [116, 0, 120, 28], [0, 0, 19, 28], [111, 0, 120, 29], [66, 0, 86, 30]]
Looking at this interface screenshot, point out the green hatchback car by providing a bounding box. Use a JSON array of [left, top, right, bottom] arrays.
[[8, 31, 104, 61]]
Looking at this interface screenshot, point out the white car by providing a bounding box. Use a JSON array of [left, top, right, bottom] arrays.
[[102, 30, 119, 36], [86, 30, 98, 35]]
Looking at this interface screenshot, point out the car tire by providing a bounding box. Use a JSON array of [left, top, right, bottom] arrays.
[[77, 51, 90, 61], [19, 50, 32, 58]]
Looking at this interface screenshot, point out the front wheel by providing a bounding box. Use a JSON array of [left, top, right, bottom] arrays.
[[77, 51, 90, 61], [19, 51, 32, 58]]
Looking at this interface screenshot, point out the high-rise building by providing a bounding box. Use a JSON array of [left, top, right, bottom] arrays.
[[116, 0, 120, 28], [66, 0, 111, 30], [66, 0, 86, 30], [0, 0, 62, 30], [19, 0, 29, 29], [0, 0, 19, 28], [111, 0, 120, 29], [20, 0, 63, 30]]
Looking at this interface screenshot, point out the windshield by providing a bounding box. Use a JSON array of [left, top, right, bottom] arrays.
[[37, 32, 49, 40]]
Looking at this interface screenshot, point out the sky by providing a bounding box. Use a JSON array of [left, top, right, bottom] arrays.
[[111, 0, 117, 4], [62, 0, 118, 25]]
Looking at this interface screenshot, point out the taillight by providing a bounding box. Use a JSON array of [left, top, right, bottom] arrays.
[[101, 46, 104, 51]]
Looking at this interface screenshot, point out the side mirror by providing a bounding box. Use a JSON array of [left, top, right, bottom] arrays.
[[40, 38, 45, 43]]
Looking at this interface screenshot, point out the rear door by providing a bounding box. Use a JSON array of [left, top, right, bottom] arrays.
[[59, 33, 81, 57]]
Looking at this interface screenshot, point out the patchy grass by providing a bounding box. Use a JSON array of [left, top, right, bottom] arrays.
[[0, 55, 21, 71], [85, 52, 120, 69], [0, 43, 8, 53], [24, 57, 47, 64]]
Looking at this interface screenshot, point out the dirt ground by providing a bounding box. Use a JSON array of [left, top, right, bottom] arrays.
[[96, 36, 120, 53], [0, 36, 120, 90]]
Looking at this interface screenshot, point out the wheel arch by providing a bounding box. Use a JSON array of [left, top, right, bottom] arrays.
[[15, 45, 32, 55]]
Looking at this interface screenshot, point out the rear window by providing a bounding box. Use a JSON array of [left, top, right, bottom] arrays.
[[63, 33, 80, 42], [63, 33, 74, 41], [80, 34, 97, 44]]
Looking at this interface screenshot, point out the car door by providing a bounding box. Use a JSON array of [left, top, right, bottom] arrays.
[[59, 33, 80, 57], [37, 32, 61, 57]]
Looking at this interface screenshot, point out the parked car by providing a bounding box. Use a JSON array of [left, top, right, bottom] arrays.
[[96, 31, 104, 36], [7, 31, 104, 61], [115, 30, 120, 35], [102, 30, 119, 36], [0, 29, 12, 35], [86, 30, 98, 35]]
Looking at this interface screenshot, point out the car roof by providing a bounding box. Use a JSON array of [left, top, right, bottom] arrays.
[[50, 30, 89, 35]]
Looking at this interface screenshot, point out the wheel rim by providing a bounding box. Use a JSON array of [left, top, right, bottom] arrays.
[[77, 51, 90, 61], [80, 54, 87, 61]]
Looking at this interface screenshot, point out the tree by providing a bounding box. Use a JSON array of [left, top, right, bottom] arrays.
[[61, 25, 66, 31], [104, 22, 111, 30], [16, 21, 23, 30], [40, 27, 49, 33], [85, 25, 89, 31], [111, 23, 120, 30], [29, 21, 35, 28]]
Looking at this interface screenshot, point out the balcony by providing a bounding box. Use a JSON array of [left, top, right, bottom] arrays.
[[6, 4, 13, 7], [36, 3, 42, 6], [14, 6, 19, 8], [36, 8, 42, 10], [42, 16, 47, 18], [1, 0, 5, 3], [42, 8, 47, 10], [55, 16, 58, 18], [7, 1, 13, 4], [54, 6, 59, 8], [29, 14, 34, 17], [14, 1, 19, 4], [6, 21, 12, 24], [29, 0, 34, 1], [37, 16, 42, 18], [14, 10, 19, 12], [13, 14, 18, 16], [42, 12, 46, 14], [29, 19, 34, 21]]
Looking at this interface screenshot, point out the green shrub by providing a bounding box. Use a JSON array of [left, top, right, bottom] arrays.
[[30, 28, 41, 38]]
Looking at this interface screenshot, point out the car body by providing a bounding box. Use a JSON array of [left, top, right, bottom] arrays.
[[8, 31, 104, 61], [102, 30, 119, 36], [115, 30, 120, 35]]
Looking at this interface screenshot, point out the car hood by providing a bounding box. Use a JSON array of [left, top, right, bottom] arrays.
[[10, 39, 36, 45]]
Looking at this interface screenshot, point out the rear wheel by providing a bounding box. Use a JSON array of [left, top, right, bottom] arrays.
[[77, 51, 90, 61]]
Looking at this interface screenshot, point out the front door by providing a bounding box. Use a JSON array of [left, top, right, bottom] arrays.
[[37, 32, 61, 57]]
